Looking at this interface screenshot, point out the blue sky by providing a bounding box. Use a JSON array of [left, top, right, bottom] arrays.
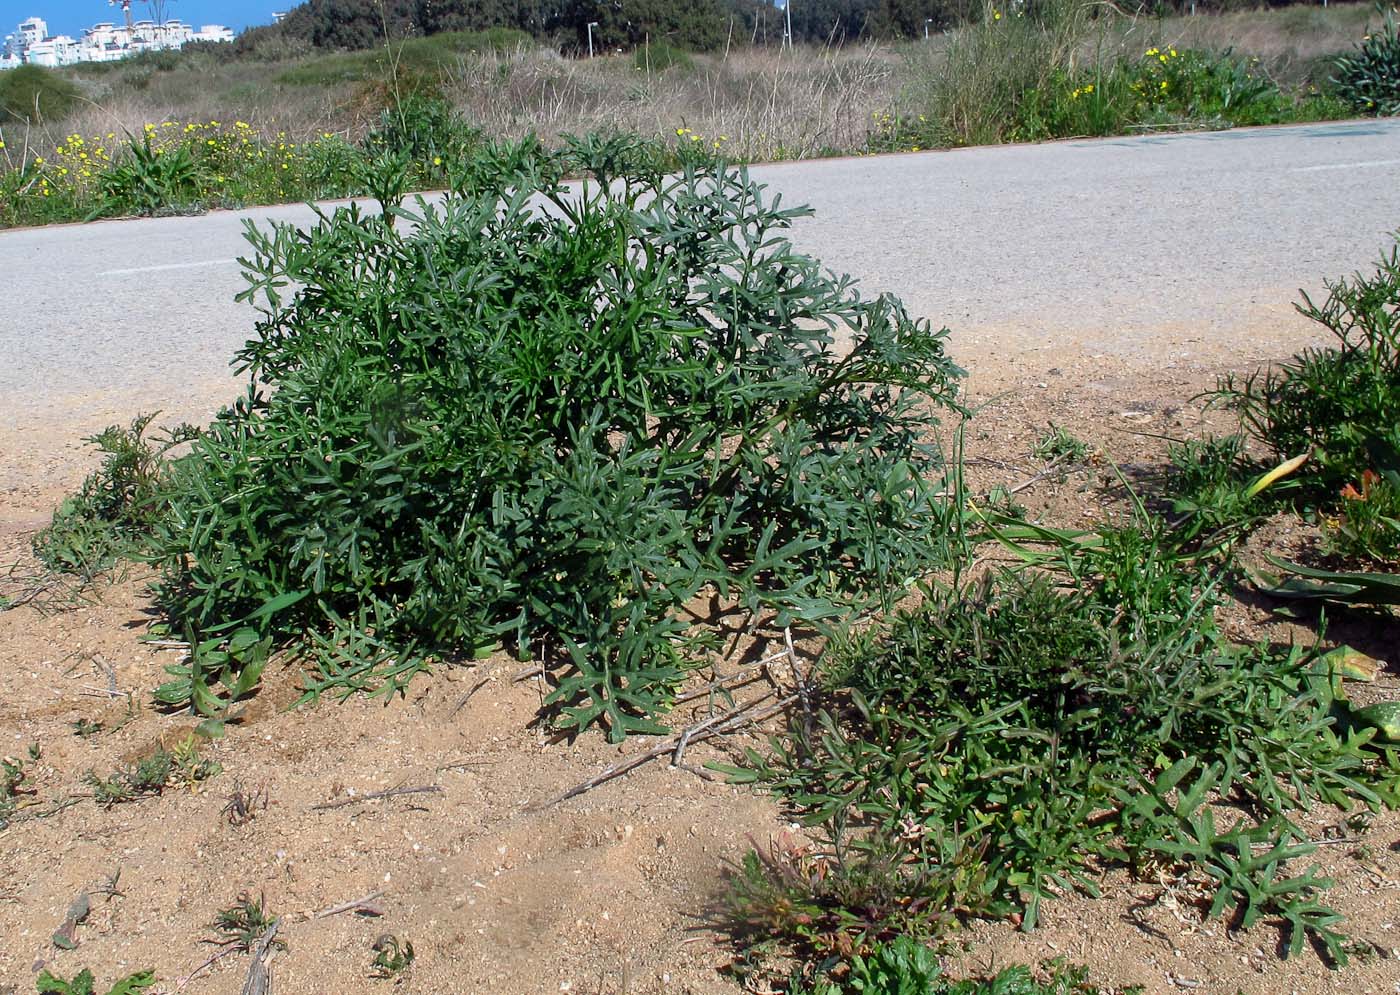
[[2, 1, 284, 38]]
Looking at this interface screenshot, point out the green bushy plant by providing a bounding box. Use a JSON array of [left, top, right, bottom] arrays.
[[93, 136, 201, 217], [147, 142, 962, 738], [363, 89, 480, 185], [1333, 9, 1400, 116], [1213, 239, 1400, 492], [0, 64, 80, 124], [732, 512, 1398, 963], [33, 414, 196, 577]]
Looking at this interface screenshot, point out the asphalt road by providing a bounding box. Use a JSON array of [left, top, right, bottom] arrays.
[[3, 117, 1400, 447]]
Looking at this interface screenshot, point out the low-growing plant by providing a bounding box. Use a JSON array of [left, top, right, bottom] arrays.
[[145, 144, 963, 739], [34, 969, 155, 995], [731, 508, 1399, 964], [1, 753, 35, 826], [208, 892, 280, 952], [786, 947, 1135, 995], [1333, 7, 1400, 116], [370, 934, 415, 979], [1213, 239, 1400, 493], [85, 736, 220, 807], [363, 90, 480, 186], [1327, 443, 1400, 563], [1030, 424, 1091, 463], [722, 831, 989, 961], [33, 413, 195, 578], [92, 137, 202, 218]]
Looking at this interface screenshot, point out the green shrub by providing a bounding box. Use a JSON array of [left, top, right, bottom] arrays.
[[1214, 239, 1400, 492], [633, 40, 695, 73], [147, 143, 963, 737], [363, 90, 480, 182], [93, 136, 202, 217], [1333, 9, 1400, 116], [0, 64, 80, 124], [734, 515, 1398, 963]]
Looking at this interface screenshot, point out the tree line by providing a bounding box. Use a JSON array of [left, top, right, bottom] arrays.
[[243, 0, 1341, 55]]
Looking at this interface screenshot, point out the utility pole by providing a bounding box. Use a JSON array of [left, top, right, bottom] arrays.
[[783, 0, 792, 48], [110, 0, 134, 32], [587, 19, 598, 57]]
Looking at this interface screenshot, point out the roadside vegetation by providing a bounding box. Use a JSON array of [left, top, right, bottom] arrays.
[[9, 124, 1400, 987], [1, 2, 1395, 228], [3, 3, 1400, 991]]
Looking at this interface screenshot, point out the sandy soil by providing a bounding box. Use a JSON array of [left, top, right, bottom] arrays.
[[2, 323, 1399, 995]]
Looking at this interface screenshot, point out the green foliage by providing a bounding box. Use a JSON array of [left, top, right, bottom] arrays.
[[93, 137, 201, 218], [1328, 461, 1400, 563], [633, 41, 696, 74], [363, 91, 480, 185], [32, 414, 195, 577], [788, 947, 1134, 995], [732, 513, 1399, 963], [146, 146, 962, 739], [85, 736, 220, 807], [0, 753, 34, 827], [1333, 9, 1400, 116], [210, 892, 280, 951], [1256, 557, 1400, 607], [1030, 424, 1090, 463], [882, 11, 1345, 155], [34, 970, 155, 995], [370, 934, 415, 978], [1213, 240, 1400, 493], [0, 65, 80, 124], [723, 832, 990, 960]]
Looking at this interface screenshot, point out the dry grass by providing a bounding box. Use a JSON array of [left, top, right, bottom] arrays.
[[13, 3, 1383, 162], [442, 43, 897, 160]]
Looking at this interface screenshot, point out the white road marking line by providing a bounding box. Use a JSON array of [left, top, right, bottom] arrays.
[[1292, 158, 1400, 173], [99, 258, 236, 276]]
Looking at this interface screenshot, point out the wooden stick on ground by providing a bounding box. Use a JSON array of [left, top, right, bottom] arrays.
[[239, 920, 280, 995], [531, 693, 798, 811], [175, 945, 244, 992], [311, 785, 441, 811], [449, 675, 492, 717], [313, 890, 385, 919]]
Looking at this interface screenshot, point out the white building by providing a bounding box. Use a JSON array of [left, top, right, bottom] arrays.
[[25, 34, 80, 67], [1, 13, 234, 70], [16, 17, 46, 48]]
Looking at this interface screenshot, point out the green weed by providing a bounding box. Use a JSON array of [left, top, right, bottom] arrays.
[[32, 413, 196, 578], [370, 934, 415, 979], [1213, 239, 1400, 493], [788, 948, 1133, 995], [85, 736, 220, 807], [1030, 424, 1091, 463], [209, 892, 280, 952], [34, 970, 155, 995]]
